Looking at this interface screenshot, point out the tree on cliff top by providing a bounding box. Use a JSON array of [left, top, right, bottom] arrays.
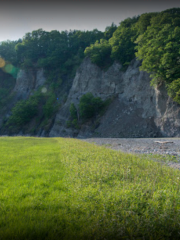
[[135, 8, 180, 102]]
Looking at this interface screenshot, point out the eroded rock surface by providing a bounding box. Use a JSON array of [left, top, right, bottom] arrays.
[[0, 68, 46, 132], [50, 57, 180, 138], [1, 57, 179, 138], [14, 68, 46, 99]]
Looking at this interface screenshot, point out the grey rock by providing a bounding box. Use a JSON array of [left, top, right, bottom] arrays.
[[0, 68, 46, 132], [14, 68, 46, 99], [50, 57, 180, 138]]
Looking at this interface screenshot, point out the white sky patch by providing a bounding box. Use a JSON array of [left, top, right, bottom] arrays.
[[0, 0, 180, 41]]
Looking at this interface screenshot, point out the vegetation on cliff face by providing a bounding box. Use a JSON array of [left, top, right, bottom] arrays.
[[3, 88, 60, 135], [0, 29, 104, 134], [0, 69, 16, 110], [84, 17, 139, 69], [84, 8, 180, 103], [0, 8, 180, 134], [67, 93, 110, 130], [135, 8, 180, 103]]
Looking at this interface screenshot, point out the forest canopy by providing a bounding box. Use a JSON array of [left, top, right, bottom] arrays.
[[84, 8, 180, 103], [0, 7, 180, 114]]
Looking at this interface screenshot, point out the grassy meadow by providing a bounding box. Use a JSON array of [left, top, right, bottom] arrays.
[[0, 137, 180, 239]]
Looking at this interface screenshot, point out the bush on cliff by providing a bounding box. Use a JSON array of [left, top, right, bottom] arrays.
[[6, 98, 39, 129], [135, 8, 180, 102], [67, 93, 111, 129], [79, 93, 104, 120], [5, 88, 58, 133]]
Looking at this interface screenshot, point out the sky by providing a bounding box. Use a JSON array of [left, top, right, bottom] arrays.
[[0, 0, 180, 42]]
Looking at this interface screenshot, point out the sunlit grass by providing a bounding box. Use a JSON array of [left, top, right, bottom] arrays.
[[139, 152, 180, 164], [0, 137, 180, 239]]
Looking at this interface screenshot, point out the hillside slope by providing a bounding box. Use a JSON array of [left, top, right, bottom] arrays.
[[50, 57, 180, 138]]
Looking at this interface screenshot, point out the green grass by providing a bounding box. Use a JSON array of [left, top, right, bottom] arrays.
[[0, 137, 180, 239], [139, 153, 180, 164]]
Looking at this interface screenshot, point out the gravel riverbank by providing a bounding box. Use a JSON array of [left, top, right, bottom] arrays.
[[82, 138, 180, 170]]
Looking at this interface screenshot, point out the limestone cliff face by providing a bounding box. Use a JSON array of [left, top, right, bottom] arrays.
[[0, 68, 46, 133], [50, 57, 180, 138], [14, 68, 46, 99]]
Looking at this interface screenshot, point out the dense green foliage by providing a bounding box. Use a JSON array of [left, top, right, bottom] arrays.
[[79, 93, 104, 120], [104, 23, 118, 40], [67, 93, 108, 129], [0, 28, 104, 133], [84, 39, 112, 68], [67, 103, 79, 129], [134, 12, 158, 35], [84, 8, 180, 104], [1, 137, 180, 239], [84, 17, 139, 69], [0, 40, 21, 66], [5, 88, 58, 134], [135, 8, 180, 102], [1, 7, 180, 134], [0, 28, 104, 93], [167, 78, 180, 104], [109, 17, 139, 68], [84, 23, 117, 69], [6, 98, 38, 127], [14, 28, 103, 80]]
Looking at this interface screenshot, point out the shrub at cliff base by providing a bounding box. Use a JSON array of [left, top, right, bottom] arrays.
[[67, 93, 106, 129], [4, 88, 58, 134], [6, 99, 38, 128], [0, 137, 180, 239], [79, 92, 104, 120]]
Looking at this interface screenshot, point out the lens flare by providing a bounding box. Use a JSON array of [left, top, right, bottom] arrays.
[[0, 58, 5, 68], [41, 87, 47, 93], [0, 59, 19, 78], [4, 64, 13, 74], [11, 67, 19, 78]]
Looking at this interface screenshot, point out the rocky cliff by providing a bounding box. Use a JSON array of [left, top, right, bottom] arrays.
[[14, 68, 46, 99], [49, 57, 180, 138], [0, 68, 46, 132], [1, 57, 180, 138]]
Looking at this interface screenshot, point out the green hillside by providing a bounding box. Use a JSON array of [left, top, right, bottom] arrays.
[[0, 137, 180, 239]]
